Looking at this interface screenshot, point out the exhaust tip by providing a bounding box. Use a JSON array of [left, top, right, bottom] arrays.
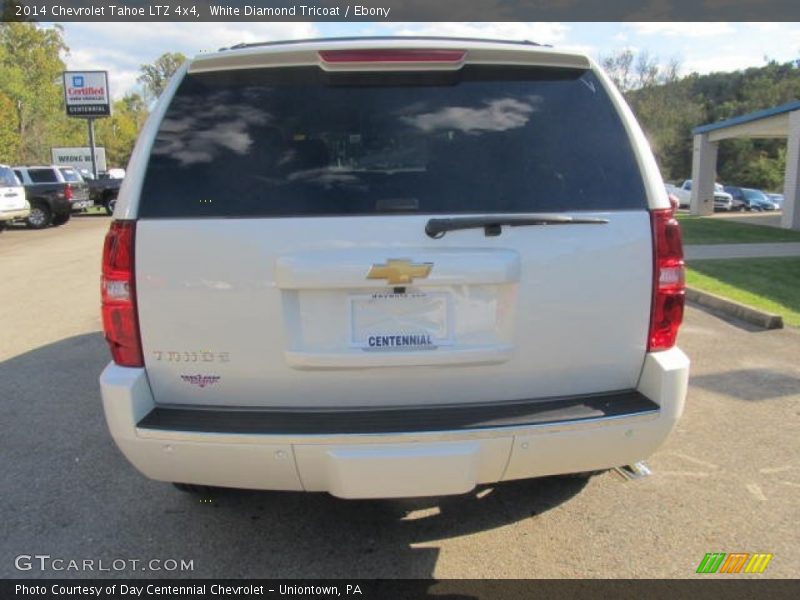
[[614, 461, 652, 481]]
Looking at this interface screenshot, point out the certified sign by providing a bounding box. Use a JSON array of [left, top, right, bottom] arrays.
[[63, 71, 110, 117]]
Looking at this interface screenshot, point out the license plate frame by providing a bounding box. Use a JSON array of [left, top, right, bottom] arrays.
[[349, 291, 454, 350]]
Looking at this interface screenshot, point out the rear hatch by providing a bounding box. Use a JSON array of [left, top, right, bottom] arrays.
[[0, 166, 27, 214], [59, 167, 90, 203], [134, 54, 654, 409]]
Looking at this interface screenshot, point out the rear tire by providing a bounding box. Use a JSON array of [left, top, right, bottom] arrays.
[[0, 221, 6, 232], [104, 196, 116, 216], [52, 212, 71, 226], [26, 203, 52, 229]]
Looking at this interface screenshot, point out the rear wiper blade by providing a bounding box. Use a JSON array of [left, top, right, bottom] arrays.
[[425, 215, 609, 238]]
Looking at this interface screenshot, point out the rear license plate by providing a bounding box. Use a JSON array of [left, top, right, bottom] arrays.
[[350, 292, 452, 350]]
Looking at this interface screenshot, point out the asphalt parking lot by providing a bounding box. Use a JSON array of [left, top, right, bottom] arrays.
[[1, 216, 798, 579]]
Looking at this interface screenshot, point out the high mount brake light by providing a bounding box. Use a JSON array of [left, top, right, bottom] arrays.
[[648, 209, 685, 351], [318, 49, 466, 63], [101, 221, 143, 367]]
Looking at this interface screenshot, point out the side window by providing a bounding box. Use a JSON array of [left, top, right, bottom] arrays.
[[14, 170, 24, 183], [28, 169, 59, 183]]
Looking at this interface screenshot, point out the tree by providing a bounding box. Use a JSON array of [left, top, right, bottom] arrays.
[[95, 93, 149, 168], [0, 92, 20, 163], [138, 52, 186, 101], [0, 22, 71, 163], [601, 49, 635, 93]]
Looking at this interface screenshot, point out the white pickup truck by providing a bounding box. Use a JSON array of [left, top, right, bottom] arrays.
[[99, 37, 689, 499]]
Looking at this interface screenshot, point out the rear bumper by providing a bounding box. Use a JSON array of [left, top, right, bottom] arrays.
[[70, 199, 94, 211], [100, 348, 689, 498], [0, 207, 30, 221]]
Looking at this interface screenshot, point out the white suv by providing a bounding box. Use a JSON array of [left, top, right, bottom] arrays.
[[0, 165, 29, 231], [100, 37, 689, 499]]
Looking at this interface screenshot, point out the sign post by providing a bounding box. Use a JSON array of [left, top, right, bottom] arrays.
[[87, 118, 97, 178], [62, 71, 111, 178]]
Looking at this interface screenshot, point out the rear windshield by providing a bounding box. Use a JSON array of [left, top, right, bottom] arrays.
[[59, 168, 82, 182], [0, 166, 19, 187], [140, 65, 646, 218], [27, 169, 59, 184]]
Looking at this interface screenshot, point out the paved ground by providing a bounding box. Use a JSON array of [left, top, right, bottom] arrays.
[[1, 217, 798, 579], [685, 242, 800, 260]]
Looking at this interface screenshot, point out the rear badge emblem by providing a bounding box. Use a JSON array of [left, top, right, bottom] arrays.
[[181, 375, 221, 389], [367, 259, 433, 285]]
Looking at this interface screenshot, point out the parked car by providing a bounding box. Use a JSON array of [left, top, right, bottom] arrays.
[[0, 165, 30, 231], [680, 180, 733, 211], [80, 170, 123, 215], [766, 193, 784, 208], [12, 166, 92, 228], [723, 186, 779, 211], [665, 183, 690, 209], [99, 37, 689, 499]]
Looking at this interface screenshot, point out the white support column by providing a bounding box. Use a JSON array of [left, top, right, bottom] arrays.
[[690, 133, 717, 216], [781, 110, 800, 230]]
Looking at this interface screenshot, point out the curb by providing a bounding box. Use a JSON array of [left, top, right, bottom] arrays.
[[686, 288, 783, 329]]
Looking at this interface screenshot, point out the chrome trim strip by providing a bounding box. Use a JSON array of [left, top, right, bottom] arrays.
[[135, 409, 660, 446]]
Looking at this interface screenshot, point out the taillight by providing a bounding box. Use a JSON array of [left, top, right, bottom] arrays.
[[319, 49, 466, 63], [648, 209, 685, 351], [101, 221, 143, 367], [64, 183, 73, 201]]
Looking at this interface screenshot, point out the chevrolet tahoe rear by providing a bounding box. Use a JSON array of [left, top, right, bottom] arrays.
[[99, 37, 689, 499]]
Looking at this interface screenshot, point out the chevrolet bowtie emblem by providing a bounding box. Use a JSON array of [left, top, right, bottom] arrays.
[[367, 259, 433, 285]]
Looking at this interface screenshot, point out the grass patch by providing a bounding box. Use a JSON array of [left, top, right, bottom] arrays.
[[676, 215, 800, 245], [687, 257, 800, 327]]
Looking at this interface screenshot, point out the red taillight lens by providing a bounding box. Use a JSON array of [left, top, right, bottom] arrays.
[[101, 221, 143, 367], [649, 209, 685, 351], [319, 49, 466, 63], [64, 183, 73, 201]]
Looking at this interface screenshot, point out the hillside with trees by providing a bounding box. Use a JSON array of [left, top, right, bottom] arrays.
[[604, 49, 800, 191]]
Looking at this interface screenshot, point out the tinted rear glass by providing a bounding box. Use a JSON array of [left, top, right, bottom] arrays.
[[28, 169, 58, 183], [0, 166, 19, 187], [59, 168, 82, 182], [140, 65, 646, 218]]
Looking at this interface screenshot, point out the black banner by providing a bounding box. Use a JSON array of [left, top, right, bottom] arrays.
[[3, 0, 800, 22], [3, 579, 800, 600]]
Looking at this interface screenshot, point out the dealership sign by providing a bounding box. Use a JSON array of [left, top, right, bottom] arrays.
[[51, 147, 107, 173], [63, 71, 110, 117]]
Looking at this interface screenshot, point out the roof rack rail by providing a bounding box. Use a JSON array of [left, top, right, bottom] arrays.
[[218, 36, 547, 53]]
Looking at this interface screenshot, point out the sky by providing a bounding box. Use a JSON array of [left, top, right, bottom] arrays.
[[53, 21, 800, 100]]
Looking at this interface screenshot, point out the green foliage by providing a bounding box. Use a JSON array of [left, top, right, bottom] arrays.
[[0, 23, 154, 169], [137, 52, 186, 101], [616, 52, 800, 189], [0, 22, 72, 164], [94, 93, 149, 167]]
